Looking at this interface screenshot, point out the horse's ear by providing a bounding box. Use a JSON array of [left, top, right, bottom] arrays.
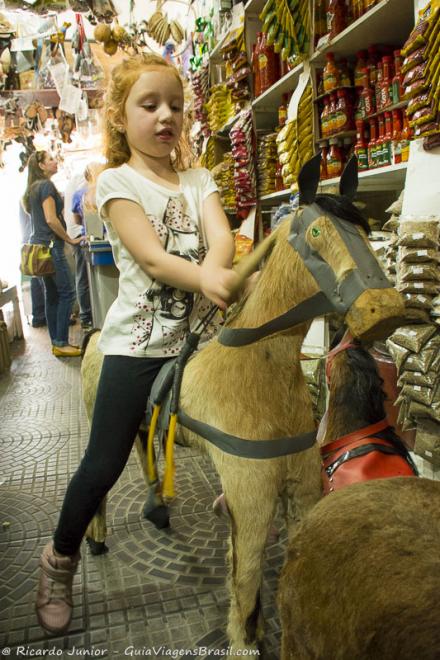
[[339, 154, 358, 200], [298, 152, 322, 205]]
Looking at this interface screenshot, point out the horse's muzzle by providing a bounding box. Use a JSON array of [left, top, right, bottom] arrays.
[[345, 287, 407, 341]]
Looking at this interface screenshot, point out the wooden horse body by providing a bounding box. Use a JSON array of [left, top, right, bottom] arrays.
[[82, 156, 406, 651]]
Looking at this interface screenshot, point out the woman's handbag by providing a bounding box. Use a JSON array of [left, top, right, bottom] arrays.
[[20, 243, 55, 277], [321, 419, 418, 495]]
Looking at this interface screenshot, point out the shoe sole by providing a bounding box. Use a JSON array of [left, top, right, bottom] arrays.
[[35, 606, 71, 636]]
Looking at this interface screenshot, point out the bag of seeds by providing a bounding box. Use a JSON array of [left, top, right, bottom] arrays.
[[397, 218, 440, 248], [390, 324, 437, 352], [414, 419, 440, 466]]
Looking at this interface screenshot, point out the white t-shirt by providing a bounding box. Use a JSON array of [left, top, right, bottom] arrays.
[[95, 163, 222, 357]]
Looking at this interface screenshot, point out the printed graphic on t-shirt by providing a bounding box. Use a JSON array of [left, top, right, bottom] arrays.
[[130, 197, 205, 355]]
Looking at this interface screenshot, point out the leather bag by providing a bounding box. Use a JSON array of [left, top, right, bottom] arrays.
[[20, 243, 55, 277]]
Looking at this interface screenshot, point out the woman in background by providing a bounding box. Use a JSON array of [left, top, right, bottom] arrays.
[[23, 151, 82, 357]]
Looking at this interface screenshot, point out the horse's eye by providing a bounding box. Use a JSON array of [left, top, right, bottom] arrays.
[[311, 227, 321, 238]]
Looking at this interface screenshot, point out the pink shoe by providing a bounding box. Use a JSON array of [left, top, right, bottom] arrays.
[[35, 541, 80, 635]]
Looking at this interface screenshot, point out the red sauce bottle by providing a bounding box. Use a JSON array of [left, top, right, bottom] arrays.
[[360, 68, 375, 117], [392, 109, 403, 164], [392, 50, 404, 104], [381, 55, 394, 109], [368, 118, 378, 168], [354, 119, 368, 170]]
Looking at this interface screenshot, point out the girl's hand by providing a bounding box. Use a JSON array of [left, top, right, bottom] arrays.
[[200, 264, 242, 310]]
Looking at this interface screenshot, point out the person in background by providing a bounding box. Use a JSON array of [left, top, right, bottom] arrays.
[[70, 165, 96, 331], [23, 151, 83, 357], [18, 199, 46, 328]]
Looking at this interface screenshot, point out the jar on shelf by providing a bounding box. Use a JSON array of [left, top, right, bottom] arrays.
[[327, 138, 344, 178], [392, 50, 404, 104], [368, 117, 378, 168], [381, 55, 394, 109], [335, 89, 354, 132], [392, 109, 403, 164], [360, 68, 375, 117], [339, 58, 352, 87], [328, 92, 338, 135], [258, 32, 278, 95], [363, 0, 377, 12], [323, 52, 340, 92], [354, 119, 369, 170], [251, 40, 261, 97], [320, 96, 331, 137], [354, 50, 368, 88], [327, 0, 346, 39]]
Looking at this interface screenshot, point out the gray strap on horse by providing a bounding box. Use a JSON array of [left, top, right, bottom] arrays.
[[178, 409, 316, 459], [218, 291, 334, 347]]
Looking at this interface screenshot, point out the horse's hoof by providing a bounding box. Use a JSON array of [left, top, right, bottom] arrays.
[[86, 537, 109, 555], [143, 504, 170, 529]]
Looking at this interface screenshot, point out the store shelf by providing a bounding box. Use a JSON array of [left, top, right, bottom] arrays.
[[365, 100, 408, 120], [244, 0, 266, 15], [319, 162, 408, 192], [209, 32, 229, 62], [314, 86, 355, 102], [311, 0, 414, 65], [317, 130, 356, 143], [252, 62, 304, 112], [259, 188, 292, 204]]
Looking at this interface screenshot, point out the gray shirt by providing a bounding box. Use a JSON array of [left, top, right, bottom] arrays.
[[29, 180, 66, 245]]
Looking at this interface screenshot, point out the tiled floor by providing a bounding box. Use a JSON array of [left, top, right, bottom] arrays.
[[0, 325, 284, 658]]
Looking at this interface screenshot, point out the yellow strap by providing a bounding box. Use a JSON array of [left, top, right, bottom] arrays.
[[162, 413, 177, 499], [146, 404, 160, 482]]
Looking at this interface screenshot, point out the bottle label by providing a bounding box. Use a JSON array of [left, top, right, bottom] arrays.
[[258, 54, 268, 70]]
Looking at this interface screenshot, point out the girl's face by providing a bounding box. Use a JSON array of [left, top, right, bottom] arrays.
[[122, 69, 184, 162], [41, 153, 58, 177]]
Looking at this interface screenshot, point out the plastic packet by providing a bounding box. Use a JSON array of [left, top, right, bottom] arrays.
[[382, 216, 399, 232], [390, 324, 437, 353], [398, 281, 439, 295], [398, 369, 438, 388], [403, 293, 433, 309], [386, 338, 410, 371], [398, 219, 440, 247], [405, 347, 436, 373], [409, 395, 440, 423], [401, 383, 435, 406], [414, 418, 440, 466], [399, 247, 440, 263], [399, 263, 440, 282], [402, 46, 428, 75]]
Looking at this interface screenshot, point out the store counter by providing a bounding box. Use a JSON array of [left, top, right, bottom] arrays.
[[87, 240, 119, 329]]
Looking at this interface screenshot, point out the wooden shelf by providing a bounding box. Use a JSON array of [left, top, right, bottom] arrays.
[[311, 0, 414, 65], [319, 162, 408, 192], [252, 62, 304, 112]]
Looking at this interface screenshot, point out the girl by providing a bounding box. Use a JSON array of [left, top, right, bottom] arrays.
[[23, 151, 83, 357], [35, 53, 241, 635]]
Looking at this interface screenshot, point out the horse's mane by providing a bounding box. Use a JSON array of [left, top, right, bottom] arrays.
[[315, 193, 371, 235], [334, 344, 408, 451]]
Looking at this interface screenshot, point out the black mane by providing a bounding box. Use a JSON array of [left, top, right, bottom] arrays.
[[315, 193, 370, 235]]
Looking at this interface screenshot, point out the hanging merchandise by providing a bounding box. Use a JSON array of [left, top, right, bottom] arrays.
[[190, 61, 211, 141], [72, 13, 103, 86], [204, 83, 234, 132], [211, 152, 237, 211], [259, 0, 310, 65], [145, 1, 185, 47], [230, 109, 257, 212], [220, 26, 251, 108], [257, 131, 278, 196], [276, 69, 313, 190], [401, 1, 440, 149]]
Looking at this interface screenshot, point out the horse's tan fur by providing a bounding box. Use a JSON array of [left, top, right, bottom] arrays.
[[81, 214, 405, 651], [278, 477, 440, 660]]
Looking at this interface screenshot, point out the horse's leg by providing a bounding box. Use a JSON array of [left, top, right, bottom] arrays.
[[222, 471, 278, 652], [85, 497, 108, 555], [134, 430, 170, 529]]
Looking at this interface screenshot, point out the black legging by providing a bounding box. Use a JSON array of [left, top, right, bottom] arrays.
[[54, 355, 170, 556]]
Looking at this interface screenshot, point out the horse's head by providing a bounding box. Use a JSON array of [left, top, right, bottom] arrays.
[[285, 153, 406, 340]]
